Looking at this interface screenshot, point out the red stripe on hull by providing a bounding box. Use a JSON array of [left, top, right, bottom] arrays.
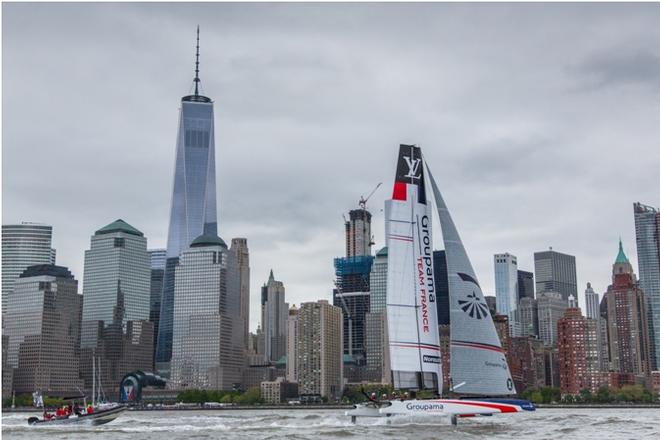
[[392, 182, 407, 201], [442, 400, 519, 413]]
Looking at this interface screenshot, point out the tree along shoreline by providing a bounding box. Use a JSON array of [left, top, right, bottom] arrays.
[[519, 385, 658, 404]]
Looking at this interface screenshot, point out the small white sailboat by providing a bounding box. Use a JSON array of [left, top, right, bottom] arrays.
[[347, 144, 535, 424]]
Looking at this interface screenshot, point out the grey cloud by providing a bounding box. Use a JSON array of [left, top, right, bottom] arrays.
[[571, 49, 660, 91], [3, 3, 660, 330]]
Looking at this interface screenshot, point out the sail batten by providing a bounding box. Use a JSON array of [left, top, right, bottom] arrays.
[[425, 162, 516, 396]]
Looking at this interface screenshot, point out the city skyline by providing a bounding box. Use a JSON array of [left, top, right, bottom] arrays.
[[4, 3, 660, 331]]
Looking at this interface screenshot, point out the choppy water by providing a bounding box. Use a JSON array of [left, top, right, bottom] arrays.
[[2, 408, 659, 439]]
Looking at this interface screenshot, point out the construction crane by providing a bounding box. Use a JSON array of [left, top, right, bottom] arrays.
[[358, 182, 382, 210]]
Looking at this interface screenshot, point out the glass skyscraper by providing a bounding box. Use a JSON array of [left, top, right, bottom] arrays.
[[80, 219, 151, 348], [495, 252, 521, 337], [148, 249, 166, 356], [170, 234, 244, 390], [156, 30, 218, 375], [2, 222, 56, 317], [534, 249, 577, 302], [365, 246, 389, 382], [634, 202, 660, 370], [5, 264, 84, 394]]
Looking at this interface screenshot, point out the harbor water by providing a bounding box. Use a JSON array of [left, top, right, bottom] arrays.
[[2, 408, 659, 439]]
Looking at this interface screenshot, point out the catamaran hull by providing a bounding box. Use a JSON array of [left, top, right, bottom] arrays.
[[27, 405, 127, 426], [346, 398, 535, 419]]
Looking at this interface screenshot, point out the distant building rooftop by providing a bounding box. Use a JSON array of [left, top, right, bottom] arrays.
[[95, 219, 143, 237], [19, 264, 74, 280], [190, 233, 227, 248]]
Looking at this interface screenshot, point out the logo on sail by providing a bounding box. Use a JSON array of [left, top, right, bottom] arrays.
[[458, 292, 490, 319], [403, 156, 422, 179], [423, 355, 441, 364]]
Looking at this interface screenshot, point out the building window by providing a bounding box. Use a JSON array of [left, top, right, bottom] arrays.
[[114, 238, 125, 248]]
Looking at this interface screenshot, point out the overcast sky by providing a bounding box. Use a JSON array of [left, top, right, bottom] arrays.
[[3, 3, 660, 331]]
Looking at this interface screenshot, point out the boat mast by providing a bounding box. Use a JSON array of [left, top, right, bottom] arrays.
[[92, 354, 96, 407], [98, 357, 103, 403], [410, 150, 425, 389]]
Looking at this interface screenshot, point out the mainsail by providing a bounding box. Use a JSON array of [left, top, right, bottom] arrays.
[[385, 145, 442, 393], [426, 162, 516, 395]]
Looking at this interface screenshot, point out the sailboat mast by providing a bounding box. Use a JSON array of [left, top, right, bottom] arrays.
[[92, 354, 96, 407], [409, 149, 425, 386], [98, 357, 103, 403]]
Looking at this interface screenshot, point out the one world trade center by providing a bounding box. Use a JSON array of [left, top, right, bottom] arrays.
[[156, 28, 218, 376]]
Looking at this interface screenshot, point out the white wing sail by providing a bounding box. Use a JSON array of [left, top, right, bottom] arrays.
[[386, 144, 442, 393], [426, 163, 516, 395]]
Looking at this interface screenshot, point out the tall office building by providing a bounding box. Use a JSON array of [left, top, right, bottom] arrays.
[[148, 249, 166, 355], [261, 270, 288, 363], [598, 293, 612, 371], [485, 296, 497, 315], [2, 334, 12, 398], [156, 29, 219, 375], [584, 282, 600, 320], [2, 223, 56, 317], [433, 250, 450, 326], [5, 265, 83, 394], [230, 238, 250, 349], [365, 246, 389, 383], [557, 307, 599, 395], [369, 247, 388, 313], [296, 300, 343, 400], [537, 291, 568, 346], [81, 220, 150, 348], [170, 234, 244, 390], [345, 209, 372, 258], [518, 270, 535, 301], [79, 281, 154, 398], [534, 249, 577, 302], [634, 202, 660, 370], [286, 305, 299, 382], [334, 207, 374, 371], [494, 253, 521, 337], [605, 240, 651, 376], [519, 297, 539, 338]]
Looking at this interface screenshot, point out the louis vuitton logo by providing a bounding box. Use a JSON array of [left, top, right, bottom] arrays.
[[403, 156, 421, 179]]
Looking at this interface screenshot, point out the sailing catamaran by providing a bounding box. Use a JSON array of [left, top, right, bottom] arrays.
[[347, 144, 534, 424]]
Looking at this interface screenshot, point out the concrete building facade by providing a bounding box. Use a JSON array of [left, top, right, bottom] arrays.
[[261, 270, 288, 363], [296, 300, 343, 400], [5, 265, 83, 395], [230, 238, 250, 349]]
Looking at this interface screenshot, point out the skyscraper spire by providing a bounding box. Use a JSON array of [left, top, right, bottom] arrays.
[[615, 237, 630, 264], [194, 25, 200, 96]]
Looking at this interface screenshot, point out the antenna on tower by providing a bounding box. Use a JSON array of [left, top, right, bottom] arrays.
[[194, 25, 201, 96]]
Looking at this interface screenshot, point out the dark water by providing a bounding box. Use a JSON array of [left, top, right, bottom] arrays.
[[2, 408, 659, 439]]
